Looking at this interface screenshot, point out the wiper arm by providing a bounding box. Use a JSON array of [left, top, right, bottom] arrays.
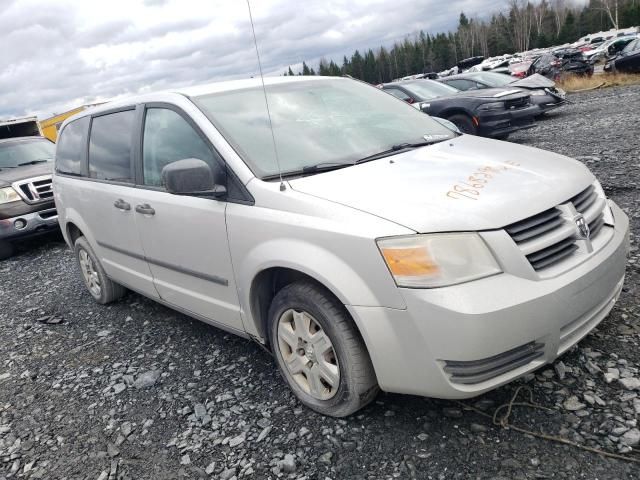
[[262, 162, 354, 180], [355, 140, 442, 164], [301, 162, 354, 175], [17, 159, 50, 166]]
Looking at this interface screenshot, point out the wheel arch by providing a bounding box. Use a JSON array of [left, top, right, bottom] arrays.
[[66, 222, 84, 246], [249, 266, 356, 345], [60, 209, 98, 250]]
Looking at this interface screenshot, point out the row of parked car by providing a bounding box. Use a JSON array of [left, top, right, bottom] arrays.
[[383, 31, 640, 140], [378, 71, 565, 138], [430, 32, 640, 80]]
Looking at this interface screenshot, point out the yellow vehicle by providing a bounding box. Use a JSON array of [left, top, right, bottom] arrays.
[[40, 107, 86, 142], [40, 104, 103, 142]]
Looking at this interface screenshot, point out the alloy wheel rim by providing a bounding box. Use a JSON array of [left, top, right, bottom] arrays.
[[277, 309, 340, 401], [79, 249, 101, 297]]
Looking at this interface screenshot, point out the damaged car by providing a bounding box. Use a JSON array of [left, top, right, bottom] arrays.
[[605, 37, 640, 73], [438, 72, 566, 116], [528, 49, 594, 80], [381, 79, 537, 139]]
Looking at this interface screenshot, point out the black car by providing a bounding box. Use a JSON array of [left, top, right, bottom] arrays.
[[605, 37, 640, 73], [0, 136, 58, 259], [529, 49, 594, 80], [438, 71, 566, 115], [381, 79, 537, 139]]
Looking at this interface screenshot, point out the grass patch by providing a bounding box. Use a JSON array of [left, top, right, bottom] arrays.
[[558, 73, 640, 92]]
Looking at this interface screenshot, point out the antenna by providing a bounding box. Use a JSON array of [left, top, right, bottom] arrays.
[[246, 0, 285, 191]]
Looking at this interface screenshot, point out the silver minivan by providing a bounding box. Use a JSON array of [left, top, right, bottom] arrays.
[[53, 76, 629, 417]]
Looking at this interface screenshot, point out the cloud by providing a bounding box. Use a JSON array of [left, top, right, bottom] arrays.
[[0, 0, 500, 119]]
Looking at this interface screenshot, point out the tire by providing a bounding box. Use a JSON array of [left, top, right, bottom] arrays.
[[447, 114, 477, 135], [268, 281, 379, 417], [0, 240, 15, 260], [74, 237, 126, 304]]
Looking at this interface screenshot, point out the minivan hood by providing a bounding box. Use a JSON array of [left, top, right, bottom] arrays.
[[0, 162, 53, 187], [288, 135, 593, 232]]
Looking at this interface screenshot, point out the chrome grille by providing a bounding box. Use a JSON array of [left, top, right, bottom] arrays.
[[505, 184, 609, 272], [505, 207, 563, 243], [526, 237, 578, 270], [571, 185, 597, 213], [13, 175, 53, 204]]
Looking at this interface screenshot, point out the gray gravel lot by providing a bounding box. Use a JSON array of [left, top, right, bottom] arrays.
[[1, 84, 640, 480]]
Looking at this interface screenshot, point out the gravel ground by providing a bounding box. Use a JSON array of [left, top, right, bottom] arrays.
[[1, 84, 640, 480]]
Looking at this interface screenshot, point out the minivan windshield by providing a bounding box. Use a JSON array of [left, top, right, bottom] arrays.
[[0, 138, 55, 168], [193, 78, 455, 179]]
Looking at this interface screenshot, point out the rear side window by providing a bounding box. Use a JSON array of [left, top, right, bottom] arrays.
[[89, 110, 135, 182], [56, 117, 89, 175]]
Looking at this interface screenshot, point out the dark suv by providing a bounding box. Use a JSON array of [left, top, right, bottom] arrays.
[[0, 136, 58, 259]]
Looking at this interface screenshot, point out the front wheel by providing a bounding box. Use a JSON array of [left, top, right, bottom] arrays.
[[268, 281, 379, 417], [447, 114, 477, 135]]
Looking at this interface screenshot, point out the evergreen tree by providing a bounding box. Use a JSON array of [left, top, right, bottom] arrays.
[[293, 0, 637, 84]]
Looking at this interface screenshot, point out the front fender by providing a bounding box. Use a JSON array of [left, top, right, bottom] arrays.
[[235, 238, 406, 338]]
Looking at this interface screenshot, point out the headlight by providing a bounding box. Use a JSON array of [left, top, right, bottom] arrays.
[[377, 233, 502, 288], [593, 179, 615, 225], [477, 101, 505, 112], [530, 89, 546, 96], [0, 187, 21, 204]]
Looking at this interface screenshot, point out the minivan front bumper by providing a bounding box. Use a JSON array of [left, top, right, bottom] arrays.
[[348, 201, 629, 399]]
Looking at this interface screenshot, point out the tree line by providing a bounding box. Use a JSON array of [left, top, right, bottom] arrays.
[[283, 0, 640, 83]]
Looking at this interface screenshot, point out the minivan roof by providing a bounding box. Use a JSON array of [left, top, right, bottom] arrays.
[[67, 76, 338, 124]]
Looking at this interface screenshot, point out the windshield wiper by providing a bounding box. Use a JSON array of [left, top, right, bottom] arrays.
[[17, 159, 50, 166], [301, 162, 354, 175], [355, 140, 443, 164], [262, 162, 354, 180]]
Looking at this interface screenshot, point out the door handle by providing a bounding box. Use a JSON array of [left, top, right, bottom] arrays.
[[135, 204, 156, 216], [113, 199, 131, 211]]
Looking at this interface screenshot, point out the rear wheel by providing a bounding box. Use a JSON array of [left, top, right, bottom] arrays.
[[0, 240, 15, 260], [268, 281, 379, 417], [447, 114, 477, 135], [74, 237, 126, 304]]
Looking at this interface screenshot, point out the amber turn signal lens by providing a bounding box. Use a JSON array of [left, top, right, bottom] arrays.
[[381, 246, 440, 277]]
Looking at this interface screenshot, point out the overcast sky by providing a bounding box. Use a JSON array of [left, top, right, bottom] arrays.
[[1, 0, 501, 119]]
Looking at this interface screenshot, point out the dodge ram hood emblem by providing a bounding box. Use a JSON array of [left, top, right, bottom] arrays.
[[575, 215, 590, 239]]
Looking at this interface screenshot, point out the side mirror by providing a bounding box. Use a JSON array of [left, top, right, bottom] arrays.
[[161, 158, 226, 198]]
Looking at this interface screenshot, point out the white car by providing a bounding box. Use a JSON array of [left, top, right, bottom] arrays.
[[53, 76, 629, 416]]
